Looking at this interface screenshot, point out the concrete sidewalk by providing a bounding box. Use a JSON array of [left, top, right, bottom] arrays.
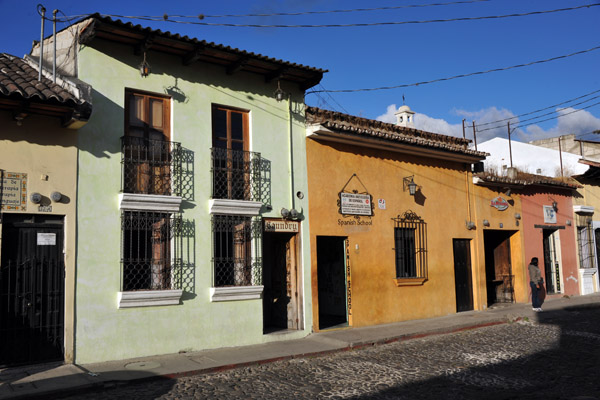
[[2, 293, 600, 400]]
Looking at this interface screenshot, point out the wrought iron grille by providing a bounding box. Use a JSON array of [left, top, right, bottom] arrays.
[[211, 147, 262, 201], [121, 136, 182, 196], [121, 211, 182, 291], [212, 215, 262, 287], [0, 258, 64, 366], [393, 211, 428, 279], [576, 217, 596, 269]]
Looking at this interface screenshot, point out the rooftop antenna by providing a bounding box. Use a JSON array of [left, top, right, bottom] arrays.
[[402, 94, 405, 105], [38, 4, 46, 82], [52, 9, 57, 83]]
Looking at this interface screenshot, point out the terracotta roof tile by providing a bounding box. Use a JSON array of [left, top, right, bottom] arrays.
[[306, 106, 488, 159], [0, 53, 81, 106], [474, 172, 581, 189]]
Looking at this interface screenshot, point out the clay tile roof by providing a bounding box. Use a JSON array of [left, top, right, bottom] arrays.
[[74, 14, 326, 90], [306, 106, 488, 159], [475, 171, 581, 189], [0, 53, 84, 106]]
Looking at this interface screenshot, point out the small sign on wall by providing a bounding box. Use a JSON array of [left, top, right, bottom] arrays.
[[37, 233, 56, 246], [543, 205, 557, 224], [378, 199, 386, 210], [1, 172, 27, 211], [340, 193, 372, 216]]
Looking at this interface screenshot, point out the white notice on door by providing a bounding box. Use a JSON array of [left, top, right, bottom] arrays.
[[37, 233, 56, 246]]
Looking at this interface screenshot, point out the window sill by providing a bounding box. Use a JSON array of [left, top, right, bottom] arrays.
[[119, 193, 182, 212], [394, 278, 428, 287], [210, 286, 264, 302], [209, 199, 262, 216], [118, 289, 183, 308]]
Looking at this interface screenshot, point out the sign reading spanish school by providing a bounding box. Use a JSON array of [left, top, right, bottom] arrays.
[[340, 192, 372, 216], [1, 172, 27, 211], [490, 196, 509, 211]]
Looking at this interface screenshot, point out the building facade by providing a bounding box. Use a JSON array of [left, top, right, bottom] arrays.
[[33, 15, 324, 363], [305, 107, 492, 330], [0, 53, 91, 366]]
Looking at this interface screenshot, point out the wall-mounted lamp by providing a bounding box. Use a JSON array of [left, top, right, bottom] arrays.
[[466, 221, 476, 230], [280, 207, 299, 220], [280, 208, 290, 219], [403, 175, 418, 196], [552, 201, 558, 211], [50, 191, 62, 202], [514, 213, 521, 220], [30, 192, 42, 204], [139, 51, 151, 77], [566, 220, 572, 226], [483, 219, 490, 227], [504, 188, 512, 197], [290, 209, 299, 219], [274, 80, 286, 102]]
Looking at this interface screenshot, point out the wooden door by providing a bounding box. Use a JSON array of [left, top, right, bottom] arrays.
[[453, 239, 473, 312]]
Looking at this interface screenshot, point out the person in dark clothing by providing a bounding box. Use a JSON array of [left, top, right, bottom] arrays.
[[528, 257, 544, 312]]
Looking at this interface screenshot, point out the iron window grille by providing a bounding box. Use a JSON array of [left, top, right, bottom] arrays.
[[393, 211, 428, 279], [121, 136, 182, 196], [212, 215, 262, 287], [121, 211, 183, 291], [576, 217, 596, 269], [211, 147, 262, 201]]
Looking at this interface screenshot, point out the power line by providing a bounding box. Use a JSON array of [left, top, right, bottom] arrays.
[[477, 101, 600, 133], [476, 96, 600, 133], [308, 45, 600, 94], [475, 89, 600, 128], [98, 3, 600, 28], [187, 0, 493, 18]]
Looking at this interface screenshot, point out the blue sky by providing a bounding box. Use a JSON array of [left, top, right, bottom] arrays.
[[1, 0, 599, 143]]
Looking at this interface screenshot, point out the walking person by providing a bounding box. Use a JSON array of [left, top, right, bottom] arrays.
[[528, 257, 544, 312]]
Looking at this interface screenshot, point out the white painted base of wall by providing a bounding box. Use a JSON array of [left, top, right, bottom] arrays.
[[118, 289, 183, 308], [210, 286, 264, 302], [579, 268, 598, 295]]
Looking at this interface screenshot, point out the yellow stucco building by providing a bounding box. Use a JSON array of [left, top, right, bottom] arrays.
[[0, 53, 91, 366], [305, 106, 527, 330]]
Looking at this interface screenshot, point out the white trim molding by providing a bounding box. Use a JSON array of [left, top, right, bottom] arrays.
[[118, 289, 183, 308], [209, 199, 262, 216], [210, 286, 264, 302], [573, 205, 595, 215], [119, 193, 182, 212]]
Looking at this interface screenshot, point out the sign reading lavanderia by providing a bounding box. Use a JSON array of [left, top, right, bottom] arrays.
[[1, 172, 27, 211], [340, 192, 372, 216]]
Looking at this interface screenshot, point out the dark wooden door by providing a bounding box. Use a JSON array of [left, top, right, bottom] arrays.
[[317, 236, 348, 330], [0, 214, 65, 366], [453, 239, 473, 312]]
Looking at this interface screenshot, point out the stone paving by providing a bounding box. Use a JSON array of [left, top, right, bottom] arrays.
[[58, 306, 600, 400]]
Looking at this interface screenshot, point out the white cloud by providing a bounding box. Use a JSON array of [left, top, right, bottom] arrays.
[[520, 107, 600, 142], [376, 104, 600, 143]]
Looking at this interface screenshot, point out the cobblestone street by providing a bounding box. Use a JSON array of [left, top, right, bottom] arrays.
[[59, 306, 600, 400]]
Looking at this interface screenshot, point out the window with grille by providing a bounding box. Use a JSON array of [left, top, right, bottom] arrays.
[[211, 105, 255, 200], [393, 211, 427, 279], [123, 90, 177, 196], [212, 215, 262, 287], [121, 211, 182, 291]]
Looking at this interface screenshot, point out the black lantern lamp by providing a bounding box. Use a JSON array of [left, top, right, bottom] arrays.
[[403, 175, 418, 196], [274, 80, 285, 102], [139, 52, 151, 78]]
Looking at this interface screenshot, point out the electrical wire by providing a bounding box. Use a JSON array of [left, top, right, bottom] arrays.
[[309, 45, 600, 94], [477, 101, 600, 133], [475, 88, 600, 128], [476, 96, 600, 133], [173, 0, 494, 18], [96, 3, 600, 28]]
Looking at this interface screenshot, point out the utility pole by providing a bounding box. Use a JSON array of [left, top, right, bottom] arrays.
[[38, 6, 46, 81], [53, 9, 57, 83], [507, 122, 513, 168], [462, 119, 466, 148], [558, 136, 564, 177], [472, 121, 477, 151]]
